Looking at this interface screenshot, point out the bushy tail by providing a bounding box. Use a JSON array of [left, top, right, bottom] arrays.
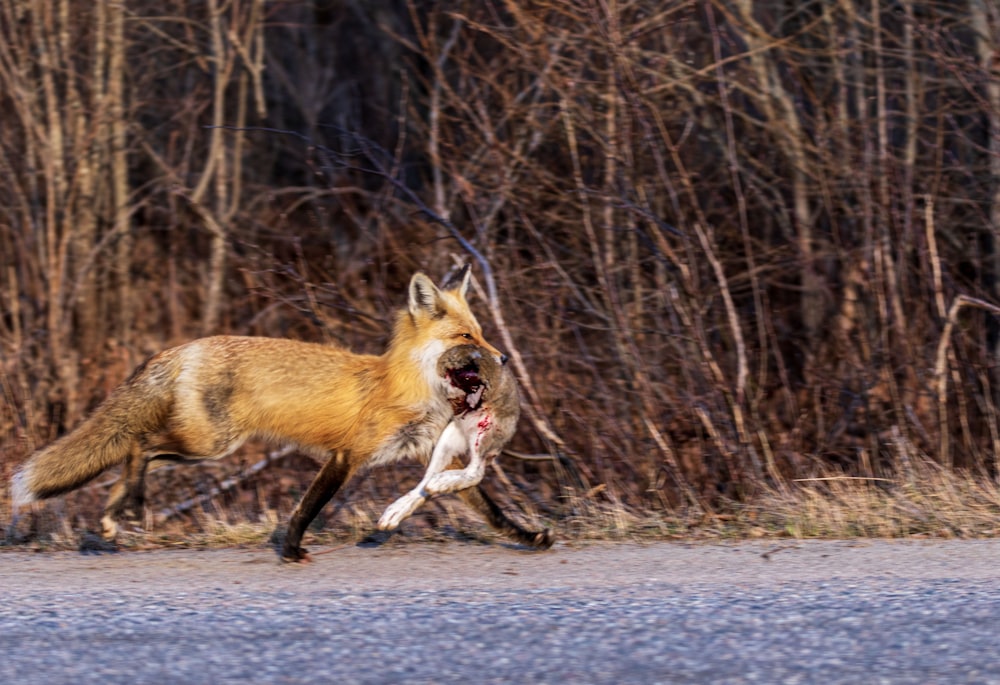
[[11, 366, 170, 508]]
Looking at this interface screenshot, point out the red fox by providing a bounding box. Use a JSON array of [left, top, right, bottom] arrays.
[[377, 344, 522, 532], [11, 267, 553, 560]]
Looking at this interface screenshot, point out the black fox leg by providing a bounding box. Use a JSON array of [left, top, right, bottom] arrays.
[[458, 482, 554, 550], [101, 443, 148, 540], [281, 451, 356, 562]]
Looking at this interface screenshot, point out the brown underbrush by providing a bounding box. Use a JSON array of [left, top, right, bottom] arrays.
[[3, 2, 1000, 549]]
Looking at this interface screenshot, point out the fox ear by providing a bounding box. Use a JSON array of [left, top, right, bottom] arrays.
[[438, 263, 472, 296], [452, 264, 471, 298], [409, 272, 444, 317]]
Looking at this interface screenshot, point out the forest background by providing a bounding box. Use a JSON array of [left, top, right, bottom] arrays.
[[3, 0, 1000, 545]]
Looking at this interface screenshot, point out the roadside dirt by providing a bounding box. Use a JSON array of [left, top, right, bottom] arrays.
[[4, 537, 999, 594]]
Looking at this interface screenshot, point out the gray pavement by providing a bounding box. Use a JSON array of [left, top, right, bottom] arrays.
[[0, 539, 998, 684]]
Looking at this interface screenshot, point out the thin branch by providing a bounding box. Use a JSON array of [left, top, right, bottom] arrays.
[[934, 295, 1000, 467]]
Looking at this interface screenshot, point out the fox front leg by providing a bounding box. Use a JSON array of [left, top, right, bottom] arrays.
[[281, 451, 357, 563]]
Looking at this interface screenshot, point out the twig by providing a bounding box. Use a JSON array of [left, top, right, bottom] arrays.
[[643, 416, 701, 510], [792, 476, 893, 483], [761, 544, 799, 560], [925, 196, 946, 321], [156, 446, 297, 523], [307, 543, 351, 557], [502, 449, 557, 462], [934, 295, 1000, 467]]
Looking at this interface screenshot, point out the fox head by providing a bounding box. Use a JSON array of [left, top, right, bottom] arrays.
[[395, 265, 506, 392]]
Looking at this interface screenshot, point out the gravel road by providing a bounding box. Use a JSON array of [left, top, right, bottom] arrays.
[[1, 539, 999, 684]]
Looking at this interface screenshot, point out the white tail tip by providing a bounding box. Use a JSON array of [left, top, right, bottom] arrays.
[[10, 466, 36, 509]]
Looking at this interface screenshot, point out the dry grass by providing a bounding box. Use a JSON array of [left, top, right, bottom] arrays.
[[5, 454, 998, 553], [748, 466, 1000, 540], [550, 461, 1000, 544]]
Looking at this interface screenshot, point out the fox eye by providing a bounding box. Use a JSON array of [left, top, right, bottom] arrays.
[[459, 333, 473, 340]]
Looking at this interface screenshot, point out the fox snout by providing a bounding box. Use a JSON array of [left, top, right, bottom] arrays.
[[478, 343, 506, 366], [482, 348, 507, 366]]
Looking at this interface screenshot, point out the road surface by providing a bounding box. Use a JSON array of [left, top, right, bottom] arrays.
[[1, 539, 999, 684]]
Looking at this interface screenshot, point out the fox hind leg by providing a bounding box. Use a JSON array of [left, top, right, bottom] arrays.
[[100, 442, 149, 540]]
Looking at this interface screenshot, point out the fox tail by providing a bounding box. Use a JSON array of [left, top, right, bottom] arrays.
[[11, 363, 169, 508]]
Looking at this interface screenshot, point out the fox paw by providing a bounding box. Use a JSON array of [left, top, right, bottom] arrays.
[[100, 515, 119, 542], [528, 529, 555, 550], [79, 531, 119, 554], [280, 546, 312, 564]]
